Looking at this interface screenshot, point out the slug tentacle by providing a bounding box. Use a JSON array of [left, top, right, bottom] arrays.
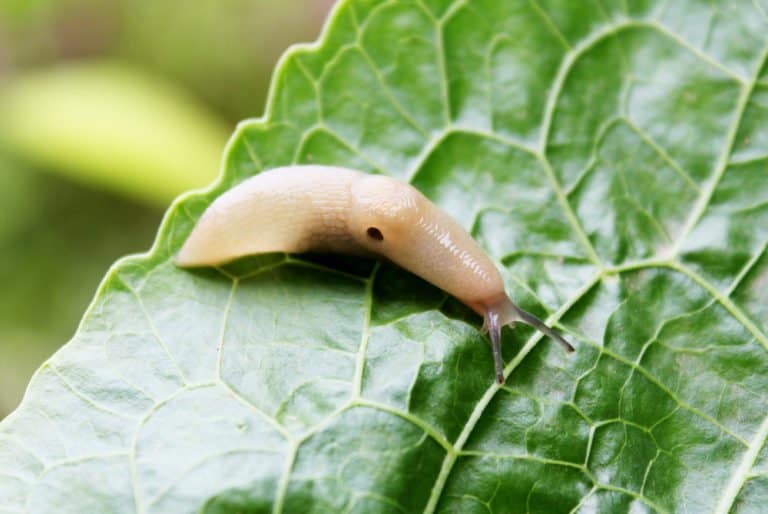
[[484, 295, 574, 384], [510, 303, 575, 353], [486, 310, 505, 384]]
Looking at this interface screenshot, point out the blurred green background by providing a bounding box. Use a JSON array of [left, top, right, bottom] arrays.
[[0, 0, 333, 419]]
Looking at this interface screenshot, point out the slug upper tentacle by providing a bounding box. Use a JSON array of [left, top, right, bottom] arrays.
[[176, 165, 574, 384]]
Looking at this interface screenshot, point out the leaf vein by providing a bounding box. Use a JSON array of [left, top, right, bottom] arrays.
[[714, 412, 768, 514], [671, 42, 768, 256]]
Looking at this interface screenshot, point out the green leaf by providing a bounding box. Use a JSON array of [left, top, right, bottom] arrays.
[[0, 62, 229, 206], [2, 1, 768, 512]]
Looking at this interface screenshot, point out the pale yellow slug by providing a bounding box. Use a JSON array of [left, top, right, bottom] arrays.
[[176, 165, 574, 383]]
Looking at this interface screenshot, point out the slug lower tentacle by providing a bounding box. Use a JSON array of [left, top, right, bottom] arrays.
[[176, 165, 574, 383]]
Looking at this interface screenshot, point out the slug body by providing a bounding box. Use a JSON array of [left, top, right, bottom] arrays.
[[177, 165, 573, 383]]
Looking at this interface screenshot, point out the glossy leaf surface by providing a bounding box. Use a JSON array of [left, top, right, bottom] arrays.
[[2, 1, 768, 513]]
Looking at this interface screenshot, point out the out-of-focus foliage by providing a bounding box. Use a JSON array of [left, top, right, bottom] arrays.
[[0, 63, 229, 205], [0, 0, 330, 418], [0, 0, 332, 120], [114, 0, 332, 121]]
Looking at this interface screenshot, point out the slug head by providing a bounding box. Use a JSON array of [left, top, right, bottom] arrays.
[[348, 175, 422, 256]]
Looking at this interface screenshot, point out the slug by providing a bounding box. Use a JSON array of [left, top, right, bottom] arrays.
[[176, 165, 574, 384]]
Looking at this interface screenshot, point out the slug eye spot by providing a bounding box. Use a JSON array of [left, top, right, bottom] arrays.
[[366, 227, 384, 241]]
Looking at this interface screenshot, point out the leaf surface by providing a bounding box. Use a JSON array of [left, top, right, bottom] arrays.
[[2, 1, 768, 513]]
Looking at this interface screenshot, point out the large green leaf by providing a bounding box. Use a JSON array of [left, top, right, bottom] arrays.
[[2, 0, 768, 512]]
